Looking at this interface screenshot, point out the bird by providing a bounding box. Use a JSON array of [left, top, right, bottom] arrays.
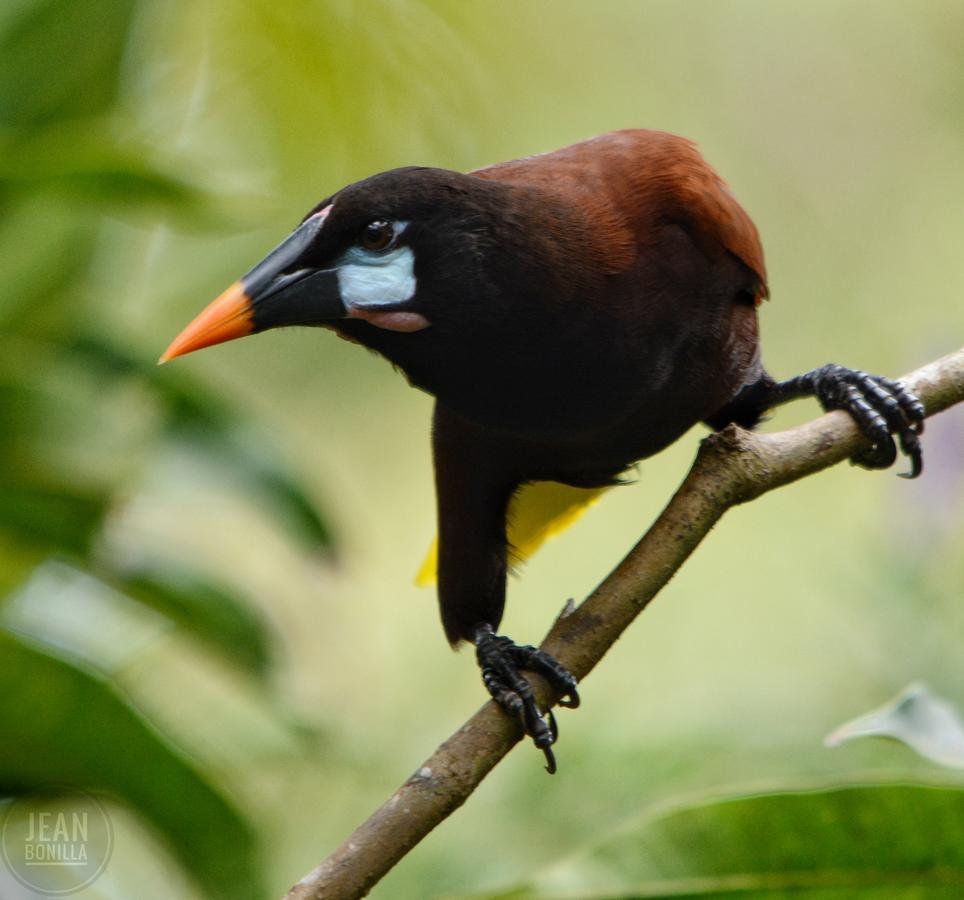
[[161, 129, 924, 772]]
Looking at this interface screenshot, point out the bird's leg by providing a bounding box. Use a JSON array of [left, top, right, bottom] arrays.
[[766, 364, 925, 477], [474, 624, 580, 774]]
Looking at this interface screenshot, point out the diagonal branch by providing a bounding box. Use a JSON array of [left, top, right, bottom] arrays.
[[284, 346, 964, 900]]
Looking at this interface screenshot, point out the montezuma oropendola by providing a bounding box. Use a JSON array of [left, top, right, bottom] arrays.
[[161, 130, 925, 772]]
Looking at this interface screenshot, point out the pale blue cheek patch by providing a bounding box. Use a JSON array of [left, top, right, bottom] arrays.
[[336, 240, 416, 310]]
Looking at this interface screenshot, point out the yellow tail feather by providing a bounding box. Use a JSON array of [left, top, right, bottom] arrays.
[[415, 481, 607, 587]]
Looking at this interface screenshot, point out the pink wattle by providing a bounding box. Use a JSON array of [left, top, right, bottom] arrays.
[[348, 308, 431, 332]]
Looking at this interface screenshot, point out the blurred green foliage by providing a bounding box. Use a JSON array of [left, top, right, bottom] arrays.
[[0, 0, 962, 898], [0, 629, 260, 900], [501, 784, 964, 898], [1, 0, 335, 896], [494, 782, 964, 897]]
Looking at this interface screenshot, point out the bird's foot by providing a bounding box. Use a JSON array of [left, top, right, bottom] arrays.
[[781, 364, 925, 478], [474, 624, 579, 774]]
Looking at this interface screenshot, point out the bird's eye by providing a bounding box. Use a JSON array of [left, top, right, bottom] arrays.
[[360, 219, 394, 252]]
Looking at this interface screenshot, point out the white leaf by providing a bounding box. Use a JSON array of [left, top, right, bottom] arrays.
[[825, 683, 964, 769]]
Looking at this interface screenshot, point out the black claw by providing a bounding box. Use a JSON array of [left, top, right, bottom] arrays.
[[510, 642, 581, 708], [898, 451, 922, 480], [558, 689, 580, 709], [778, 364, 925, 478], [474, 624, 579, 773]]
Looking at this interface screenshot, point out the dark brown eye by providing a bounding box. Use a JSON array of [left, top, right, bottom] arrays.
[[360, 219, 394, 251]]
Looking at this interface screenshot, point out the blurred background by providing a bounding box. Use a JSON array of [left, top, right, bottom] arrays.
[[1, 1, 963, 897]]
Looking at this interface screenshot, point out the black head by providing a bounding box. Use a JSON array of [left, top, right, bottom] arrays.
[[161, 167, 511, 360]]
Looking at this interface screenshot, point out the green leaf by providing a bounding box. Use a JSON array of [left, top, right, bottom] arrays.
[[0, 629, 264, 900], [114, 559, 273, 677], [2, 558, 272, 680], [498, 782, 964, 898], [0, 0, 135, 128], [68, 336, 336, 550], [0, 120, 209, 217], [826, 684, 964, 770], [0, 199, 94, 328], [0, 480, 107, 557]]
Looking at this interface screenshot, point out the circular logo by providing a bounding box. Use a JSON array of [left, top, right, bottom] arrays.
[[1, 787, 113, 895]]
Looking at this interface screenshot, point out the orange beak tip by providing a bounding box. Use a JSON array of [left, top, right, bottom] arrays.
[[160, 282, 254, 365]]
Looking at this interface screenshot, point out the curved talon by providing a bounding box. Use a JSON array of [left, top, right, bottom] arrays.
[[474, 624, 578, 772], [801, 364, 925, 478], [897, 437, 923, 478], [895, 424, 923, 479], [522, 700, 558, 775], [558, 687, 580, 709]]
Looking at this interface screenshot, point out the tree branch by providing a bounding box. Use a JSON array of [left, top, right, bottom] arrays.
[[284, 346, 964, 900]]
